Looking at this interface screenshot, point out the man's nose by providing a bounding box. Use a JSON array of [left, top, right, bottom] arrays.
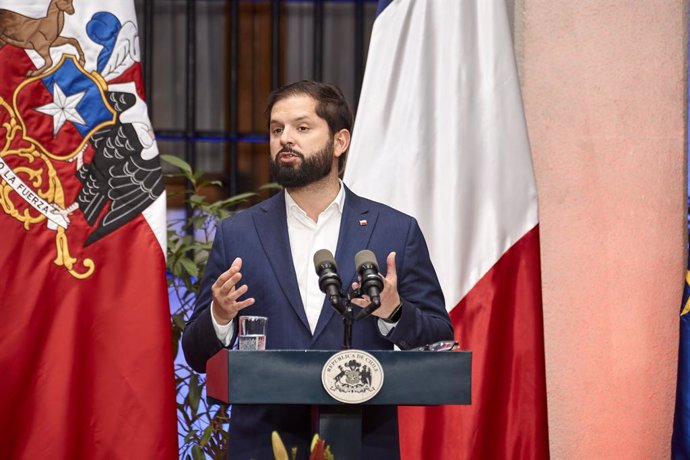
[[279, 127, 294, 146]]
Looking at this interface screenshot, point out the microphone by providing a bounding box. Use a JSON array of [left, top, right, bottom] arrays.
[[354, 250, 383, 319], [313, 249, 343, 303]]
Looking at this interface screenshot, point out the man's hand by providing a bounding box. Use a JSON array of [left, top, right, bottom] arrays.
[[211, 257, 255, 325], [350, 252, 401, 319]]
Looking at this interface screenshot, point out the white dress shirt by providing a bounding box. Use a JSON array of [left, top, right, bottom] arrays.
[[285, 184, 345, 333]]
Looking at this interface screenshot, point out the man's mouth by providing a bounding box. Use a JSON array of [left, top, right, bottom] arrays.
[[278, 150, 303, 162]]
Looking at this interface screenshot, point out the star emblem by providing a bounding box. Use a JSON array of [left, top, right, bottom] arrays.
[[35, 83, 87, 136]]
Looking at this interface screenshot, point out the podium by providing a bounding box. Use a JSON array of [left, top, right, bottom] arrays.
[[206, 349, 471, 459]]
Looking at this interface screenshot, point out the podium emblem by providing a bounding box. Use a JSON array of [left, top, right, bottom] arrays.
[[322, 350, 384, 404]]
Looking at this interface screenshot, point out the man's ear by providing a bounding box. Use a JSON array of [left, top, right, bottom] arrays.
[[333, 129, 351, 158]]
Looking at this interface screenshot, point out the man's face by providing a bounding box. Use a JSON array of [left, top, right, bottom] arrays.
[[268, 94, 338, 188]]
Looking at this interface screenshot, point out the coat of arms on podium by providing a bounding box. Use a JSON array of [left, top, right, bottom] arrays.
[[321, 350, 384, 404]]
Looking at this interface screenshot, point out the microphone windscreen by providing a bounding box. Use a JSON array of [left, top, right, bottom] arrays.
[[313, 249, 337, 272], [354, 249, 379, 272]]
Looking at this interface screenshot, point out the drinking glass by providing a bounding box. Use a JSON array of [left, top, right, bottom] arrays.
[[238, 315, 267, 351]]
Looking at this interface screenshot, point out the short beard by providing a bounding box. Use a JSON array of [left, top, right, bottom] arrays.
[[270, 140, 334, 188]]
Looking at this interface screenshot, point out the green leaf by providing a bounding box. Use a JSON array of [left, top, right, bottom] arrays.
[[212, 192, 257, 208], [161, 154, 192, 175], [172, 336, 179, 359], [191, 216, 209, 230], [191, 445, 205, 460], [200, 424, 213, 446], [259, 182, 282, 191], [230, 191, 258, 202], [218, 209, 233, 220], [179, 257, 200, 278], [173, 313, 187, 331], [189, 194, 206, 206], [188, 373, 201, 415]]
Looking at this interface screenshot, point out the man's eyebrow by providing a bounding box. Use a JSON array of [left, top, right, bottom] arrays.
[[270, 115, 313, 125], [291, 115, 312, 123]]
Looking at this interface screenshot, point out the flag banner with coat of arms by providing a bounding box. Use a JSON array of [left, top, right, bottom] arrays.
[[0, 0, 177, 458]]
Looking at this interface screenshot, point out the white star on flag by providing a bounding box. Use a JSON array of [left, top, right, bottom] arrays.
[[35, 83, 87, 136]]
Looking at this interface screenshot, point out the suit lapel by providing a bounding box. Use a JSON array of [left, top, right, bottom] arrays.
[[253, 192, 311, 332], [312, 188, 379, 344]]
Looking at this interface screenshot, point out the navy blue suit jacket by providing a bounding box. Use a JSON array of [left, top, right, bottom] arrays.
[[182, 187, 452, 460]]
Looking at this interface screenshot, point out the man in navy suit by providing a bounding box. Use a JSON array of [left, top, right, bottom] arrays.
[[182, 81, 453, 459]]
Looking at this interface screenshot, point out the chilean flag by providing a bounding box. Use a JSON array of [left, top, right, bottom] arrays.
[[344, 1, 550, 458], [0, 2, 176, 459]]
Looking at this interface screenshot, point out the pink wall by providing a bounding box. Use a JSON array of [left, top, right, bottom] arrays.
[[517, 1, 688, 457]]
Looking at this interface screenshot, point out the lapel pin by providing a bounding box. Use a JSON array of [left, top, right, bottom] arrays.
[[359, 219, 368, 226]]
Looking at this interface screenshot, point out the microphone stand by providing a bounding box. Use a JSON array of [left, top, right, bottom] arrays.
[[343, 304, 353, 350], [326, 294, 380, 350]]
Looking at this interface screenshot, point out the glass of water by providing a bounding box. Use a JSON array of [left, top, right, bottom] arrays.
[[238, 315, 267, 351]]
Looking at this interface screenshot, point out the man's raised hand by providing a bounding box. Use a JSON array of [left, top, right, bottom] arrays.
[[211, 257, 255, 325], [350, 252, 401, 319]]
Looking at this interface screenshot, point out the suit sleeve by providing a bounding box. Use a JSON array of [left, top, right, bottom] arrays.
[[182, 221, 233, 373], [383, 218, 454, 349]]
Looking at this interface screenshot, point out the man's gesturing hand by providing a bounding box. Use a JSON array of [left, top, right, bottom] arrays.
[[211, 257, 255, 325]]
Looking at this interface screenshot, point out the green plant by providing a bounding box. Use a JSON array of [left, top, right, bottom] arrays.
[[163, 154, 275, 459]]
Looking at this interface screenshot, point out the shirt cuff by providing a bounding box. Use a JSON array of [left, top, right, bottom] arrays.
[[377, 318, 398, 336], [210, 301, 234, 347]]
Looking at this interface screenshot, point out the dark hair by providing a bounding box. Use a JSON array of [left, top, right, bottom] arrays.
[[265, 80, 353, 172]]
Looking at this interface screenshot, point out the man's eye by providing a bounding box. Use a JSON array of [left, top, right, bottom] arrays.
[[297, 126, 309, 132], [271, 128, 283, 135]]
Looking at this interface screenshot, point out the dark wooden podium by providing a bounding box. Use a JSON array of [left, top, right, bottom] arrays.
[[206, 349, 471, 458]]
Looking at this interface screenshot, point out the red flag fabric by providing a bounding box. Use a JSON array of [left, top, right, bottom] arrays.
[[345, 1, 550, 458], [0, 2, 177, 458]]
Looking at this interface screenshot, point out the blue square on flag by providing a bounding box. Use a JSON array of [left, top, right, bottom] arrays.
[[14, 55, 115, 160]]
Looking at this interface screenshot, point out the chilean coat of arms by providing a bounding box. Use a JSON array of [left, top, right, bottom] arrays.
[[322, 350, 384, 404], [0, 1, 163, 279]]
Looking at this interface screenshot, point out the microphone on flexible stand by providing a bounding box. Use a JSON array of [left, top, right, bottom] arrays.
[[313, 249, 354, 348], [313, 249, 346, 315], [354, 249, 384, 320]]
